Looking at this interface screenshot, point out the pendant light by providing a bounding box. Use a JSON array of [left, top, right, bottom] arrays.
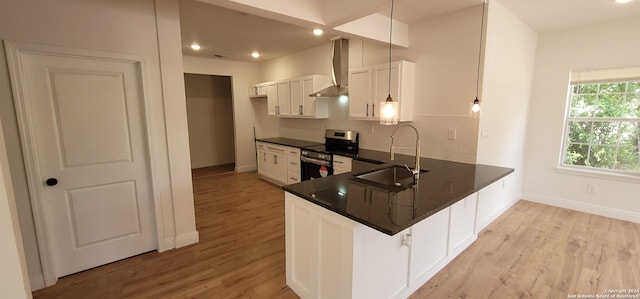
[[472, 0, 486, 113], [380, 0, 399, 125]]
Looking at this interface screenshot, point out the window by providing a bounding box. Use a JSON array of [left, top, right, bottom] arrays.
[[561, 70, 640, 175]]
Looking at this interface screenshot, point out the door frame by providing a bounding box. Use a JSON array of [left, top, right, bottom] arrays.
[[4, 40, 164, 286]]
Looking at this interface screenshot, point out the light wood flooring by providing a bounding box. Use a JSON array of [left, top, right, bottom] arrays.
[[33, 172, 640, 298]]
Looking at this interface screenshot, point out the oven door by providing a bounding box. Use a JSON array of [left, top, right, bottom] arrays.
[[301, 156, 333, 181]]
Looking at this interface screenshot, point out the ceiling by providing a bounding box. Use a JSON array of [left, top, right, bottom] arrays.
[[179, 0, 640, 62]]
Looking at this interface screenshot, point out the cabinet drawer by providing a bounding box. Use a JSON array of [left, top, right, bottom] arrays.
[[288, 158, 300, 172], [287, 170, 301, 184], [287, 147, 300, 157], [333, 155, 352, 174], [266, 144, 286, 153]]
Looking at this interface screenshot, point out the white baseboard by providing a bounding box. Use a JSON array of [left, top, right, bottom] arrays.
[[236, 164, 256, 173], [522, 192, 640, 224], [175, 231, 199, 248], [30, 274, 45, 291]]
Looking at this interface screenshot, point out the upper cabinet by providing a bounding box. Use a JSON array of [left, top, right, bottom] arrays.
[[248, 83, 267, 98], [289, 75, 329, 118], [348, 60, 415, 122], [261, 74, 330, 119]]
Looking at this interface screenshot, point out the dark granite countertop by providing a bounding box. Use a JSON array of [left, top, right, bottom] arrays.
[[283, 149, 514, 236], [256, 137, 323, 148], [256, 137, 514, 235]]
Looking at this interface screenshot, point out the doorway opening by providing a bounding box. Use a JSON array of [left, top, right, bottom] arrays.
[[184, 73, 236, 178]]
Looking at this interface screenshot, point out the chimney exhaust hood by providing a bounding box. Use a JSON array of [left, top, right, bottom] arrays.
[[310, 38, 349, 97]]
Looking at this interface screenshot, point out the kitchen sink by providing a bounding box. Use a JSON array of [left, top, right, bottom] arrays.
[[354, 165, 427, 188]]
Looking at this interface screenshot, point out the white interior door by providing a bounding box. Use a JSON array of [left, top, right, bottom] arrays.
[[10, 46, 156, 278]]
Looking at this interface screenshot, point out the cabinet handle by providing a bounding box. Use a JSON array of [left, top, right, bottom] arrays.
[[402, 234, 412, 247], [372, 103, 375, 117], [263, 153, 266, 161], [334, 160, 343, 164], [366, 103, 369, 116], [299, 105, 303, 115], [274, 155, 278, 165]]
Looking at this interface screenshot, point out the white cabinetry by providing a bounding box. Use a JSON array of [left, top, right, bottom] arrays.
[[449, 194, 478, 256], [266, 82, 278, 116], [256, 142, 268, 175], [286, 191, 480, 299], [475, 177, 512, 234], [248, 83, 267, 98], [277, 80, 292, 116], [256, 142, 298, 185], [262, 75, 329, 118], [333, 155, 352, 175], [348, 61, 415, 122], [286, 147, 301, 184], [348, 68, 372, 119], [289, 75, 329, 118]]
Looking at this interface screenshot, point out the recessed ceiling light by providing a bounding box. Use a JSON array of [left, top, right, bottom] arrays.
[[615, 0, 632, 3], [190, 43, 201, 51], [312, 28, 324, 36], [251, 51, 260, 58]]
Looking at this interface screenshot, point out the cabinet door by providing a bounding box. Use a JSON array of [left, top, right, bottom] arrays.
[[256, 84, 267, 97], [290, 79, 304, 116], [373, 63, 400, 118], [410, 207, 449, 284], [348, 68, 371, 119], [266, 82, 278, 115], [449, 194, 478, 255], [277, 81, 291, 116], [273, 151, 288, 184], [332, 155, 352, 174], [353, 227, 410, 299], [301, 76, 316, 116], [257, 149, 268, 177]]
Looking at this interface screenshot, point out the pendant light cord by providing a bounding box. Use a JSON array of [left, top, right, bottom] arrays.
[[387, 0, 394, 100], [475, 0, 486, 100]]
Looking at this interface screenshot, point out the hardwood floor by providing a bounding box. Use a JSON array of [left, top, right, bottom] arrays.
[[33, 172, 298, 299], [409, 200, 640, 298], [33, 172, 640, 298]]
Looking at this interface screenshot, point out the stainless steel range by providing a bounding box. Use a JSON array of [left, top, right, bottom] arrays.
[[300, 129, 359, 180]]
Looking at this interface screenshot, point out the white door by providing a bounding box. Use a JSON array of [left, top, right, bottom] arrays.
[[8, 45, 156, 278]]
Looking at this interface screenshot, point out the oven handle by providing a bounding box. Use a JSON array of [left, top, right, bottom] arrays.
[[301, 156, 332, 166]]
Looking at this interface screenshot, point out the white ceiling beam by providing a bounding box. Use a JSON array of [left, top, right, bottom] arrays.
[[334, 14, 409, 47], [197, 0, 409, 47]]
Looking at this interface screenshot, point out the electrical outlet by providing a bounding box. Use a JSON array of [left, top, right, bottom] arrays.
[[587, 184, 596, 194], [448, 128, 456, 140]]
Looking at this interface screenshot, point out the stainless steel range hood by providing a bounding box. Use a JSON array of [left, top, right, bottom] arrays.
[[310, 38, 349, 97]]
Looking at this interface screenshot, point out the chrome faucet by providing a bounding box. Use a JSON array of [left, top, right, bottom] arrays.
[[390, 123, 421, 179]]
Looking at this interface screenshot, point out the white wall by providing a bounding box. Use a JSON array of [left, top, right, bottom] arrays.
[[260, 6, 485, 164], [183, 56, 280, 172], [475, 0, 537, 220], [522, 16, 640, 222], [0, 0, 198, 288], [185, 74, 235, 168], [0, 120, 31, 298]]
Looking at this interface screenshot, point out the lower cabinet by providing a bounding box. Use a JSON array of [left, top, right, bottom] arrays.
[[256, 142, 300, 185], [286, 192, 479, 299], [333, 155, 352, 175]]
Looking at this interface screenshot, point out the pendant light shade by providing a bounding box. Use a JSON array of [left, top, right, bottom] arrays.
[[380, 0, 398, 125], [472, 98, 480, 112], [472, 1, 486, 113], [380, 95, 399, 125]]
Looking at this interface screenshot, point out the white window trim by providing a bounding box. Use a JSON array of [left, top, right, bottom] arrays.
[[555, 165, 640, 184], [558, 72, 640, 179]]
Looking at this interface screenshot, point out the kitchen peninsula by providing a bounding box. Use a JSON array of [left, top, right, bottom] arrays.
[[281, 145, 513, 299]]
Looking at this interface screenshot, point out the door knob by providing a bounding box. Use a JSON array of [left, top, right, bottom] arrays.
[[45, 178, 58, 186]]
